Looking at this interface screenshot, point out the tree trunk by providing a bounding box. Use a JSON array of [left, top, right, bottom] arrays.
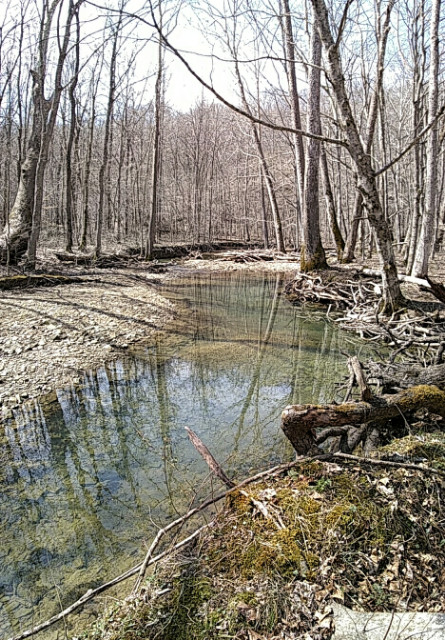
[[321, 143, 344, 260], [95, 7, 122, 257], [310, 0, 403, 311], [411, 0, 441, 277], [233, 59, 285, 252], [145, 17, 163, 259], [65, 9, 81, 253], [280, 0, 305, 246], [0, 69, 44, 263], [342, 191, 362, 263], [282, 385, 445, 455], [301, 14, 328, 272], [0, 1, 84, 267]]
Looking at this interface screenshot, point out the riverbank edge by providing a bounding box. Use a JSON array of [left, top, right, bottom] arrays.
[[0, 258, 299, 423]]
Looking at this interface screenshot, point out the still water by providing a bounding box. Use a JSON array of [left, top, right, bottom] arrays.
[[0, 272, 373, 638]]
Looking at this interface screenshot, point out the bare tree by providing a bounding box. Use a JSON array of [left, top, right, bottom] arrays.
[[95, 5, 124, 257], [411, 0, 441, 277], [65, 4, 81, 252], [0, 0, 85, 266], [301, 12, 327, 271], [279, 0, 305, 244], [310, 0, 403, 310], [145, 2, 164, 258]]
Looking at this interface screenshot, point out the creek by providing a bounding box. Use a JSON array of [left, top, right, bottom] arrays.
[[0, 271, 375, 638]]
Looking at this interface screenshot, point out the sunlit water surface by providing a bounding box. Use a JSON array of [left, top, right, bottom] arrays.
[[0, 272, 375, 638]]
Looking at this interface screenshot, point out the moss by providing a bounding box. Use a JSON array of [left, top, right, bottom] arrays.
[[239, 528, 308, 579], [381, 433, 445, 469], [83, 451, 445, 638], [324, 502, 355, 529], [300, 243, 328, 273], [232, 590, 258, 605], [226, 489, 252, 514]]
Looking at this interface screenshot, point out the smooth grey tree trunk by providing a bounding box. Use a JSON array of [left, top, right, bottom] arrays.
[[411, 0, 441, 277], [301, 16, 327, 272], [145, 25, 163, 258], [280, 0, 305, 246]]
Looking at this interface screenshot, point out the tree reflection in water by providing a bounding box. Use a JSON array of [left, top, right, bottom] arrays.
[[0, 272, 373, 637]]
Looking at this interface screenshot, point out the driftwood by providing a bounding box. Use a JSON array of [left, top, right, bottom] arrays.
[[347, 356, 373, 402], [185, 427, 286, 530], [282, 385, 445, 456], [363, 268, 445, 306], [0, 274, 82, 290], [55, 251, 169, 271], [367, 360, 445, 391], [202, 250, 295, 263], [185, 426, 235, 488]]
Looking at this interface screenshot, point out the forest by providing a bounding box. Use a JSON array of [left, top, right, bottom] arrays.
[[0, 0, 444, 310], [1, 0, 445, 639]]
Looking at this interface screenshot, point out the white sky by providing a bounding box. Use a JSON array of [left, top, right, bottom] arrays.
[[0, 0, 289, 114]]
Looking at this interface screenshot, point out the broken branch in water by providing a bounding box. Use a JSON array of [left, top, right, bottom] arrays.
[[184, 426, 285, 529], [184, 426, 235, 489]]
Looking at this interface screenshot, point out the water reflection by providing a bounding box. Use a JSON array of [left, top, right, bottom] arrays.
[[0, 272, 371, 638]]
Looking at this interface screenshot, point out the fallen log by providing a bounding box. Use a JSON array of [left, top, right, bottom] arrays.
[[363, 268, 445, 307], [425, 275, 445, 304], [281, 384, 445, 455], [55, 251, 95, 264], [367, 360, 445, 391], [0, 274, 82, 290]]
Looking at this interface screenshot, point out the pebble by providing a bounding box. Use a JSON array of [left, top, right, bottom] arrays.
[[0, 273, 174, 418]]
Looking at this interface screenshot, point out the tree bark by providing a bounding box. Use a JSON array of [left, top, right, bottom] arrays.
[[411, 0, 441, 277], [310, 0, 403, 311], [282, 385, 445, 455], [280, 0, 305, 244], [321, 142, 344, 260], [65, 8, 81, 253], [301, 13, 328, 272], [95, 6, 123, 257], [145, 9, 163, 259]]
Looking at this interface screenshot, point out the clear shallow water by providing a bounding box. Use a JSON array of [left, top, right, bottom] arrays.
[[0, 272, 374, 638]]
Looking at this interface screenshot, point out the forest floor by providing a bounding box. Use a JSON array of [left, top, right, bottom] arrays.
[[0, 250, 299, 421]]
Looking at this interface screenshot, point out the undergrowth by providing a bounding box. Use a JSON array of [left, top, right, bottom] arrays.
[[81, 433, 445, 640]]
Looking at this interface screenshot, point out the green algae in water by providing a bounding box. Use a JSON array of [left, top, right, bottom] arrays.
[[0, 272, 376, 638]]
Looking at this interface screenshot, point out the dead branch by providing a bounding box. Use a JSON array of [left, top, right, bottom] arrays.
[[347, 356, 373, 401], [367, 360, 445, 391], [333, 452, 445, 478], [0, 274, 82, 290], [185, 426, 235, 488], [184, 427, 285, 530]]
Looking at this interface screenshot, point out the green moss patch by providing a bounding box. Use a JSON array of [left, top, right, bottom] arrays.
[[82, 437, 444, 640]]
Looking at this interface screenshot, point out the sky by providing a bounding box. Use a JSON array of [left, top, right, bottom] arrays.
[[0, 0, 288, 114]]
